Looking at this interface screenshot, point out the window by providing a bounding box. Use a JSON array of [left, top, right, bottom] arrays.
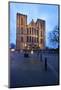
[[27, 36, 29, 42], [34, 29, 36, 35], [34, 37, 36, 43], [40, 39, 43, 43], [27, 36, 31, 42], [41, 31, 43, 37], [32, 37, 33, 42], [41, 24, 43, 29], [37, 38, 38, 42], [21, 27, 23, 34], [30, 28, 31, 34], [21, 17, 23, 25], [37, 30, 39, 35], [27, 28, 29, 34], [21, 37, 23, 42], [32, 28, 33, 35], [30, 36, 31, 42], [33, 37, 35, 43]]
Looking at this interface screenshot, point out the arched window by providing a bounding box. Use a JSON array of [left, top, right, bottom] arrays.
[[21, 37, 23, 42], [40, 39, 43, 44], [41, 24, 43, 29], [41, 31, 43, 37], [21, 17, 23, 25], [27, 28, 28, 34], [21, 27, 23, 34]]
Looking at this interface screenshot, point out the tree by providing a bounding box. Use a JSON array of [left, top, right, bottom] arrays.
[[49, 25, 59, 48], [10, 43, 16, 49]]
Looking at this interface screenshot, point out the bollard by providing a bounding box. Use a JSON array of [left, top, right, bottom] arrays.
[[45, 57, 47, 71]]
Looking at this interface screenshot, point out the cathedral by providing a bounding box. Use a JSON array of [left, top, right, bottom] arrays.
[[16, 13, 45, 51]]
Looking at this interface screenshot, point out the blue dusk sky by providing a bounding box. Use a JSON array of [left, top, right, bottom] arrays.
[[9, 2, 59, 48]]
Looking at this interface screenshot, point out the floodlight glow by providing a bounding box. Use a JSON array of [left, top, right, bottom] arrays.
[[31, 50, 33, 54], [24, 43, 27, 47], [11, 49, 15, 52]]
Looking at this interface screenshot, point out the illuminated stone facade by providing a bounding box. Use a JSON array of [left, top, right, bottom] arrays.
[[16, 13, 45, 51]]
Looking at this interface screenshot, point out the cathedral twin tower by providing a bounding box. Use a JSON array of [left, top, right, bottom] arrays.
[[16, 13, 45, 51]]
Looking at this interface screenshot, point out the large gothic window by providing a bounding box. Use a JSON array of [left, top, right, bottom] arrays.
[[21, 27, 23, 34], [40, 39, 43, 44], [21, 37, 23, 42], [41, 31, 43, 37], [21, 17, 23, 25]]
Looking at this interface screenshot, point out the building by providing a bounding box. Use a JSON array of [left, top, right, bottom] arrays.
[[16, 13, 45, 51]]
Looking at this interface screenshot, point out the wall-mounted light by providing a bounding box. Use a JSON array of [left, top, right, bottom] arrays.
[[24, 43, 27, 47]]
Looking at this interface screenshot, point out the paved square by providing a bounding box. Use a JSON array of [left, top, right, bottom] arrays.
[[10, 51, 59, 88]]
